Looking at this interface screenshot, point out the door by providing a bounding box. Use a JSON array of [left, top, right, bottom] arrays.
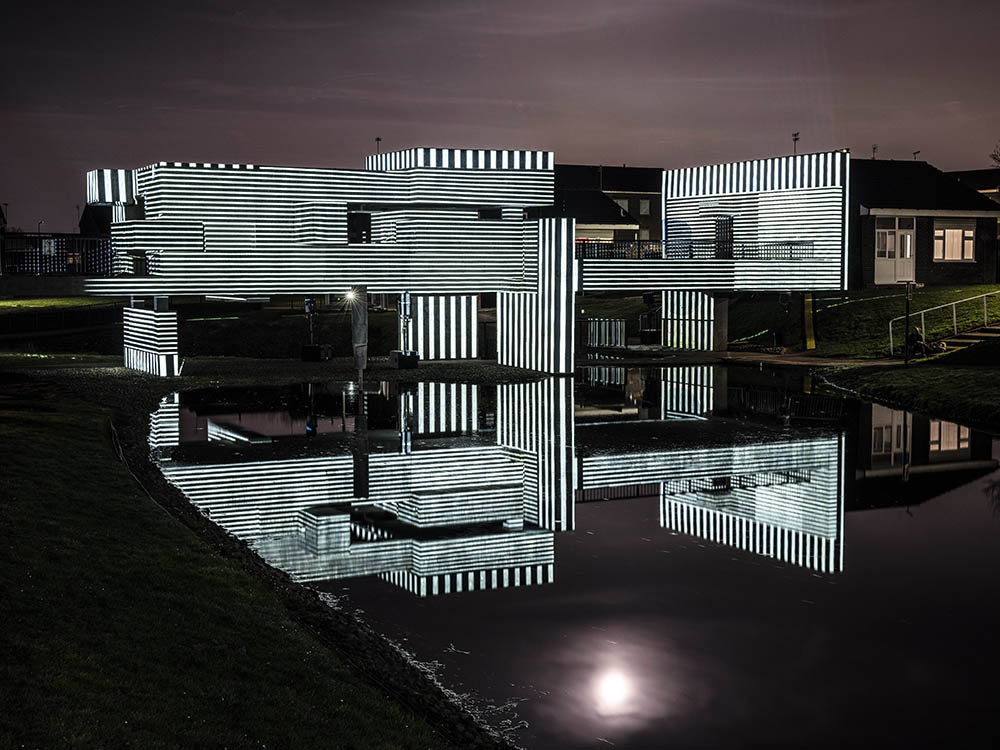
[[895, 218, 914, 281], [875, 216, 915, 284]]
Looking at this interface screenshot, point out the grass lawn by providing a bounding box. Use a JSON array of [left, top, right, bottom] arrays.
[[0, 296, 124, 313], [731, 285, 1000, 358], [825, 361, 1000, 431], [0, 380, 452, 749]]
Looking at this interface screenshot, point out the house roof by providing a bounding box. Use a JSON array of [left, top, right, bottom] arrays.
[[948, 168, 1000, 193], [851, 159, 1000, 212], [530, 188, 638, 226], [555, 164, 662, 193]]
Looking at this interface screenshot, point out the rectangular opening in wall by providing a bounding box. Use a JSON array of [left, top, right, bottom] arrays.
[[933, 220, 975, 261], [477, 208, 503, 220], [347, 212, 371, 244]]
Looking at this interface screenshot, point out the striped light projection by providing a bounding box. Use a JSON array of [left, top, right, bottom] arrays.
[[662, 291, 715, 351], [658, 434, 845, 573], [663, 150, 849, 291], [401, 295, 478, 360], [497, 378, 576, 532], [123, 307, 179, 376], [364, 147, 554, 172], [585, 318, 626, 349], [498, 218, 577, 374], [413, 383, 479, 435], [85, 153, 552, 300], [661, 365, 714, 418], [86, 168, 137, 204]]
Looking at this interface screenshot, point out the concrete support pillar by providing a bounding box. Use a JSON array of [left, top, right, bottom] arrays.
[[498, 217, 577, 374], [351, 286, 368, 372], [123, 297, 179, 376], [496, 377, 576, 532], [661, 290, 728, 352]]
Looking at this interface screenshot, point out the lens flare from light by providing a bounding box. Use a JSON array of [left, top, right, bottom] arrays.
[[345, 289, 357, 302], [594, 670, 632, 715]]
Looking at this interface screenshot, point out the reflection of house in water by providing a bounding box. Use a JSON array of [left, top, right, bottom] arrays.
[[852, 403, 997, 508], [150, 367, 857, 595]]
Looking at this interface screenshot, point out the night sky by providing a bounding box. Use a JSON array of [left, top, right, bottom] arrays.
[[1, 0, 997, 232]]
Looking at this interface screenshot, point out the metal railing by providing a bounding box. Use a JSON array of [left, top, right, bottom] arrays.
[[889, 290, 1000, 354], [574, 239, 815, 260]]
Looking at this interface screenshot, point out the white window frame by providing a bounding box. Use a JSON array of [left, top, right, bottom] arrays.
[[875, 216, 913, 259], [933, 220, 975, 262]]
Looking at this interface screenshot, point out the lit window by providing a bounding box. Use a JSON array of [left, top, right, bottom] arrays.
[[615, 198, 629, 214], [639, 199, 651, 216], [933, 221, 974, 261], [929, 420, 970, 452]]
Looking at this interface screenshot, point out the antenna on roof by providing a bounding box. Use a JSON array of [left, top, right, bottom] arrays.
[[375, 137, 382, 155], [872, 144, 879, 160], [912, 150, 921, 160], [792, 132, 800, 155]]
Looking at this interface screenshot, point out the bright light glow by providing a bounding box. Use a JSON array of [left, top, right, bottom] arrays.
[[594, 670, 632, 715], [345, 289, 357, 302]]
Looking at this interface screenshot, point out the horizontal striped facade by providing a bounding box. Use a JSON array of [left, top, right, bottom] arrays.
[[663, 291, 714, 350], [365, 147, 554, 172], [161, 456, 356, 541], [498, 218, 576, 374], [663, 151, 848, 291], [402, 295, 478, 360], [255, 527, 553, 586], [123, 307, 179, 376], [86, 168, 137, 204], [369, 447, 523, 507], [90, 243, 540, 296], [396, 484, 523, 527], [578, 435, 840, 492], [381, 563, 554, 597], [497, 378, 576, 531], [293, 201, 348, 245], [661, 365, 714, 417], [586, 318, 626, 348], [657, 433, 846, 573], [148, 394, 180, 450]]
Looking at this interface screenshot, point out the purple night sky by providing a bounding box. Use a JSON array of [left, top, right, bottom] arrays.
[[1, 0, 997, 232]]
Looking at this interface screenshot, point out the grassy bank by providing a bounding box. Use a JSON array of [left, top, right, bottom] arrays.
[[0, 378, 457, 748], [731, 285, 1000, 358], [0, 296, 124, 312], [824, 361, 1000, 432]]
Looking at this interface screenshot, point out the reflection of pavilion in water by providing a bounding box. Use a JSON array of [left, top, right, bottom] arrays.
[[149, 366, 855, 594]]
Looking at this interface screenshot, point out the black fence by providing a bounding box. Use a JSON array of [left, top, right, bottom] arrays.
[[0, 234, 113, 275], [575, 239, 815, 261]]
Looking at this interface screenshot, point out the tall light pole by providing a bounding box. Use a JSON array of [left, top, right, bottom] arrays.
[[792, 132, 800, 155]]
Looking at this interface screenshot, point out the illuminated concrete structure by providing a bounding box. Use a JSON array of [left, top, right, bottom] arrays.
[[80, 146, 864, 374], [147, 367, 849, 595]]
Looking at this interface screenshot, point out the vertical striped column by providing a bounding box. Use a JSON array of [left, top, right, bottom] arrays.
[[586, 318, 626, 348], [661, 365, 714, 418], [123, 307, 179, 376], [414, 383, 479, 435], [498, 218, 577, 374], [662, 290, 715, 350], [496, 377, 576, 532], [402, 294, 478, 360]]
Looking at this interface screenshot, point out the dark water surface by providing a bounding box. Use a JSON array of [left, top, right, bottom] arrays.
[[151, 365, 1000, 748]]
